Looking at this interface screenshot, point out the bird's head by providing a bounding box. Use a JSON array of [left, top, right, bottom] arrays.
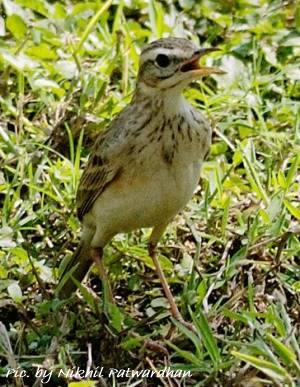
[[137, 37, 225, 92]]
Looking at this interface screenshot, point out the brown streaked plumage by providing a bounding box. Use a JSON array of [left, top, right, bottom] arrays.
[[58, 37, 224, 330]]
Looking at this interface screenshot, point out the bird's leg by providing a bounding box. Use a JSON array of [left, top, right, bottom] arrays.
[[149, 226, 196, 332], [148, 242, 183, 321], [90, 247, 114, 304]]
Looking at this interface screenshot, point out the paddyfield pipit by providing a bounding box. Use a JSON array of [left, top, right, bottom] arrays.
[[58, 37, 224, 326]]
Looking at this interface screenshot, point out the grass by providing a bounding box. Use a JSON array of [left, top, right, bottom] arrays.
[[0, 0, 300, 386]]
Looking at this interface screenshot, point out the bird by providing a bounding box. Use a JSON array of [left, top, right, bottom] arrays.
[[58, 37, 224, 326]]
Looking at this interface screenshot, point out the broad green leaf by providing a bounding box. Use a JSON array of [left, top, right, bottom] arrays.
[[6, 14, 27, 39], [53, 2, 66, 19], [26, 43, 57, 59], [16, 0, 48, 17], [210, 141, 228, 155], [10, 247, 28, 264]]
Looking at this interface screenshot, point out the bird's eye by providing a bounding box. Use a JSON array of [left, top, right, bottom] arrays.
[[155, 54, 170, 68]]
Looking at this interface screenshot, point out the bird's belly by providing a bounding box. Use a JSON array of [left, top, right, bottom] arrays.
[[90, 160, 201, 244]]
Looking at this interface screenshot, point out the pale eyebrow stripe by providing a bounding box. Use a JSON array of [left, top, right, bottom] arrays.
[[142, 42, 176, 54], [141, 47, 184, 63]]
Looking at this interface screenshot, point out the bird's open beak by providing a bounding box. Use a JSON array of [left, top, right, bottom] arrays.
[[181, 48, 226, 76]]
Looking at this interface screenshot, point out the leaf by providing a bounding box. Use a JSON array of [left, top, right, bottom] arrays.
[[284, 65, 300, 81], [3, 0, 27, 19], [281, 37, 300, 47], [31, 78, 64, 96], [210, 141, 228, 155], [286, 154, 299, 188], [53, 3, 66, 19], [167, 341, 202, 366], [217, 55, 248, 89], [266, 192, 283, 221], [190, 308, 220, 365], [0, 226, 16, 248], [261, 39, 278, 66], [34, 260, 54, 283], [151, 297, 169, 308], [26, 43, 57, 60], [171, 317, 202, 358], [221, 309, 251, 326], [6, 14, 27, 39], [55, 60, 78, 79], [266, 334, 300, 373], [7, 283, 23, 303], [238, 125, 255, 139], [108, 303, 124, 332], [120, 336, 141, 351], [284, 200, 300, 220], [148, 0, 165, 38], [232, 351, 291, 382], [0, 50, 38, 71], [16, 0, 48, 17], [11, 246, 28, 260], [242, 146, 269, 205], [124, 246, 173, 271]]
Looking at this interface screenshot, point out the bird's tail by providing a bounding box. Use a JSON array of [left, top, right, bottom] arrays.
[[57, 239, 91, 299]]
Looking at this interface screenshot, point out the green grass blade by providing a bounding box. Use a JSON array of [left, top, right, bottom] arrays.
[[75, 0, 113, 54], [170, 317, 202, 358], [266, 334, 300, 374], [189, 308, 220, 366], [232, 351, 292, 383]]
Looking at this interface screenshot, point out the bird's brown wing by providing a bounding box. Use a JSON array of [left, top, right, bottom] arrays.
[[76, 129, 123, 221], [76, 102, 152, 221], [76, 154, 121, 220]]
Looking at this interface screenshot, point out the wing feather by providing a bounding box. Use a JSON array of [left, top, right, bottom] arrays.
[[76, 102, 152, 221], [76, 132, 122, 221]]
